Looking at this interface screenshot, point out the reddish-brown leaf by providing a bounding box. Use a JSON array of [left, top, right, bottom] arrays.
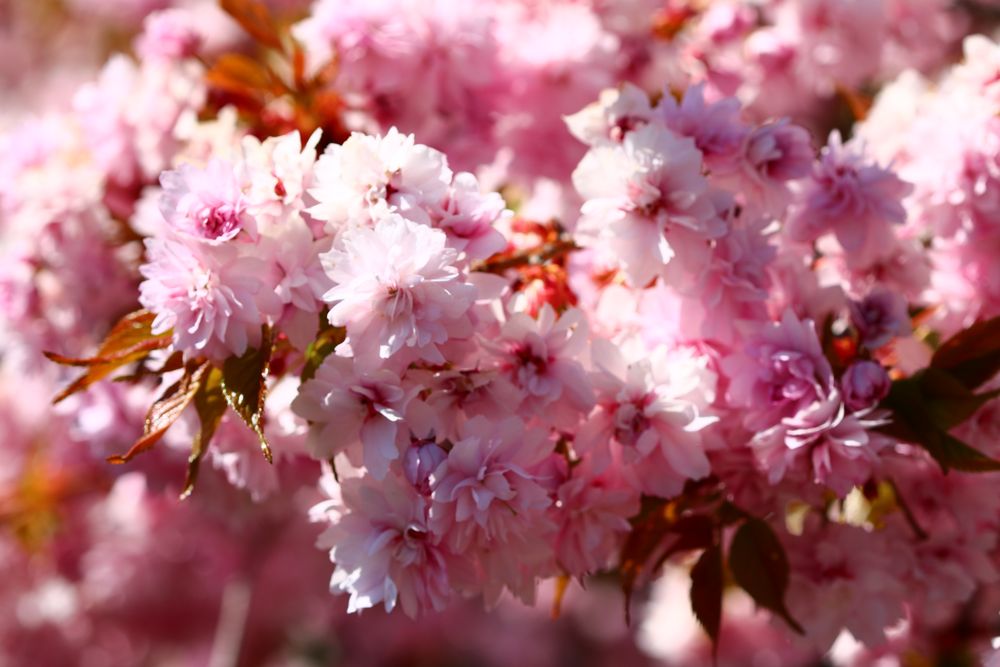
[[45, 309, 172, 404], [930, 315, 1000, 390], [205, 53, 282, 100], [220, 0, 284, 51], [728, 518, 804, 634], [621, 500, 714, 625], [221, 328, 274, 463], [880, 371, 1000, 473], [108, 362, 210, 464], [690, 544, 724, 656], [180, 367, 227, 499]]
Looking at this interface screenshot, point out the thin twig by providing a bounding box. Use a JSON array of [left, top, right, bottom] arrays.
[[473, 237, 579, 274]]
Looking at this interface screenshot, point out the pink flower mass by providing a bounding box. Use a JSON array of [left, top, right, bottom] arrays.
[[8, 1, 1000, 665]]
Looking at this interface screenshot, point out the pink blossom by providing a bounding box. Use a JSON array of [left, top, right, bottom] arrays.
[[564, 82, 656, 147], [483, 305, 595, 421], [309, 128, 452, 229], [429, 416, 554, 552], [786, 518, 908, 651], [158, 158, 254, 244], [841, 361, 891, 413], [576, 341, 716, 497], [402, 440, 448, 497], [291, 355, 415, 479], [314, 470, 453, 617], [573, 123, 725, 286], [321, 214, 477, 366], [658, 83, 748, 174], [786, 132, 911, 267], [552, 459, 640, 576], [134, 9, 202, 62], [723, 311, 886, 492], [719, 119, 814, 214], [430, 172, 509, 261], [293, 0, 502, 169], [138, 237, 278, 360]]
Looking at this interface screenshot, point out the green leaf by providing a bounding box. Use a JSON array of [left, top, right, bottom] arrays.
[[690, 543, 724, 655], [108, 361, 210, 464], [181, 367, 227, 500], [45, 309, 172, 403], [930, 315, 1000, 390], [221, 328, 275, 463], [301, 319, 345, 383], [728, 518, 804, 635]]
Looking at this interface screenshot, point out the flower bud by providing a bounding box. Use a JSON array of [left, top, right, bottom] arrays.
[[841, 360, 890, 412], [402, 441, 447, 496]]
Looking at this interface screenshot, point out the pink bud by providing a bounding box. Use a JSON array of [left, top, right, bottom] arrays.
[[841, 360, 890, 412]]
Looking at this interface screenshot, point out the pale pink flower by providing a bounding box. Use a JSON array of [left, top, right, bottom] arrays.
[[240, 129, 322, 222], [429, 416, 554, 552], [321, 214, 477, 366], [402, 440, 448, 497], [259, 218, 331, 313], [138, 237, 277, 360], [293, 0, 502, 169], [786, 519, 908, 651], [719, 119, 814, 214], [134, 9, 202, 62], [493, 1, 618, 180], [309, 128, 452, 229], [158, 158, 255, 244], [573, 123, 726, 286], [314, 470, 453, 617], [658, 83, 748, 174], [684, 216, 775, 346], [291, 355, 415, 479], [552, 458, 640, 576], [414, 368, 523, 442], [786, 132, 911, 267], [576, 341, 716, 497], [564, 82, 656, 147], [482, 305, 595, 421], [430, 172, 508, 261]]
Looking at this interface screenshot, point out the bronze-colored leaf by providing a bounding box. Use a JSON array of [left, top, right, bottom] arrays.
[[918, 368, 1000, 432], [652, 514, 715, 572], [220, 0, 284, 51], [930, 315, 1000, 390], [221, 328, 275, 463], [620, 500, 714, 625], [205, 53, 283, 100], [180, 367, 227, 499], [728, 518, 804, 635], [880, 372, 1000, 473], [690, 544, 724, 655], [108, 361, 210, 464], [45, 309, 172, 404]]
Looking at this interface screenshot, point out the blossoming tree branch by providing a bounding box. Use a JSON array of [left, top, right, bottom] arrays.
[[7, 0, 1000, 663]]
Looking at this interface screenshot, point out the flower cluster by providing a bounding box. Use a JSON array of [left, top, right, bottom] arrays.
[[5, 1, 1000, 665]]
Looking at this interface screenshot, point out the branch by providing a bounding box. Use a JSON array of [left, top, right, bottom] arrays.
[[473, 237, 579, 274]]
